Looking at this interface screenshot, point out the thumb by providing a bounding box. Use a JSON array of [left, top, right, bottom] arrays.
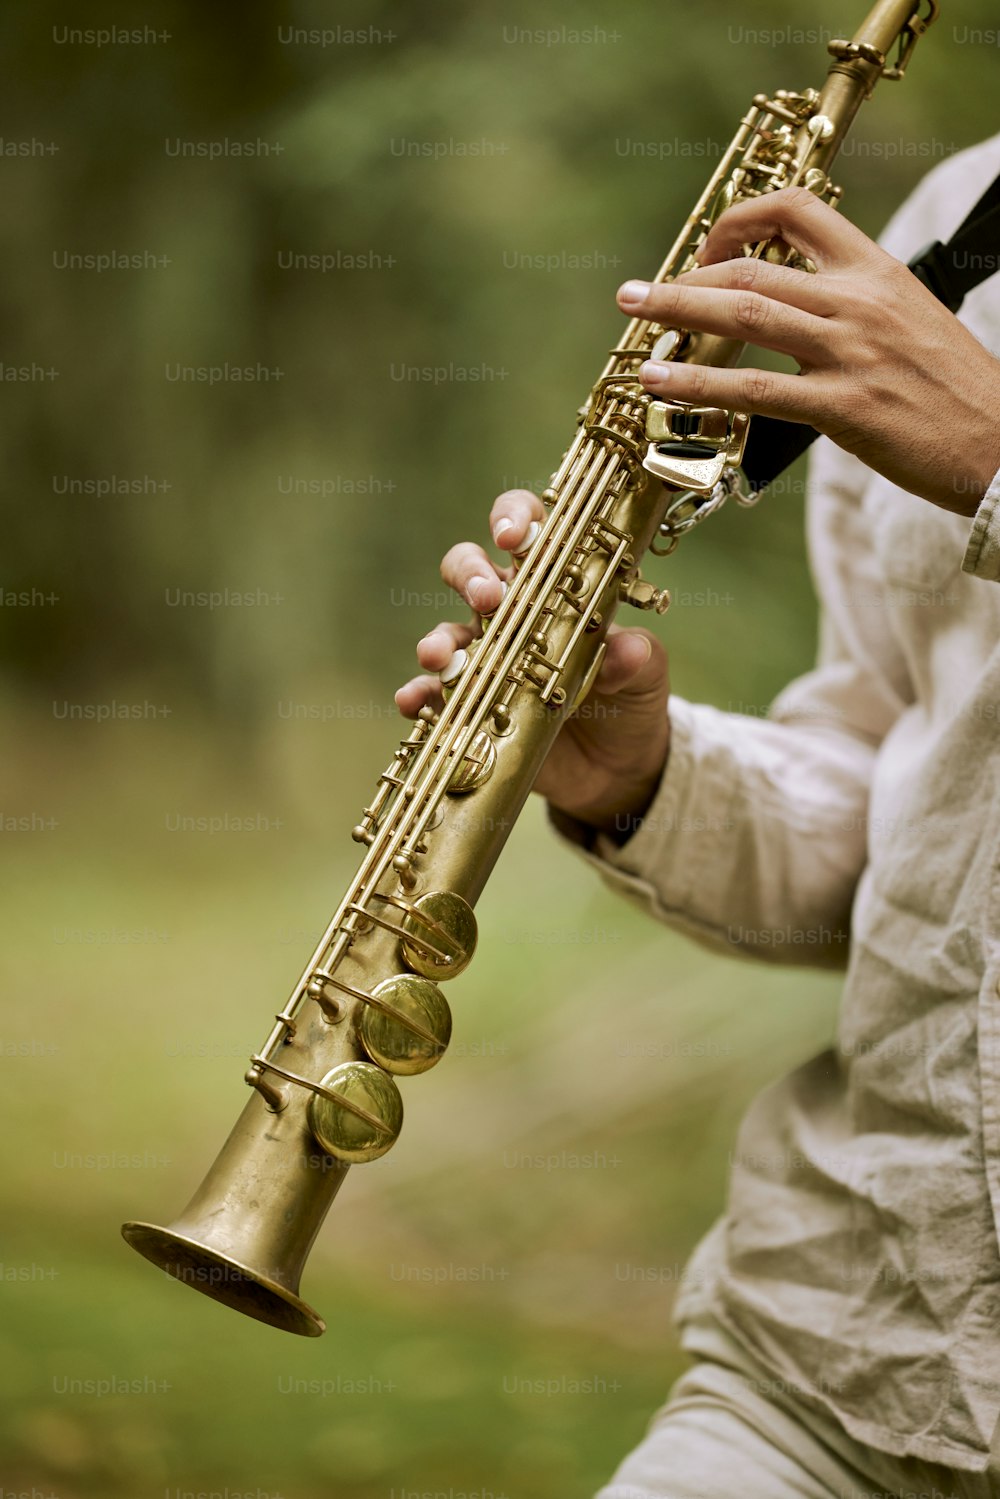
[[592, 626, 666, 698]]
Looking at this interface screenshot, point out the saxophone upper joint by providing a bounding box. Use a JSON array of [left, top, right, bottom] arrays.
[[830, 0, 938, 84]]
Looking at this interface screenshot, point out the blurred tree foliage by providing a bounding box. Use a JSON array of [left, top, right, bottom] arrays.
[[3, 0, 997, 730]]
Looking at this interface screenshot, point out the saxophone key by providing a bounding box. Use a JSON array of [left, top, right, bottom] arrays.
[[308, 1062, 404, 1164], [447, 728, 497, 794], [649, 328, 688, 363], [512, 520, 540, 560], [358, 974, 452, 1076], [395, 889, 477, 980], [440, 648, 467, 687]]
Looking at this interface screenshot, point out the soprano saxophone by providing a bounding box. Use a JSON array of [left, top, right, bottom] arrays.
[[123, 0, 939, 1335]]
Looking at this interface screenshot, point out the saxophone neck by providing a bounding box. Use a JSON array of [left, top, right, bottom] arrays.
[[810, 0, 939, 161], [849, 0, 940, 73]]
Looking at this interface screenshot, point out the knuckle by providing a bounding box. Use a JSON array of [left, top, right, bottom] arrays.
[[781, 185, 818, 215], [439, 547, 460, 581], [740, 368, 772, 406], [734, 291, 767, 333], [439, 542, 474, 583], [494, 487, 540, 513], [650, 284, 681, 321], [821, 374, 861, 431], [851, 332, 880, 374], [491, 489, 543, 538], [430, 620, 464, 645], [687, 364, 709, 399], [730, 257, 760, 293]]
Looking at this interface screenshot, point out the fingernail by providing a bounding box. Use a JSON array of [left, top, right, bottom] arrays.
[[492, 517, 515, 544], [640, 360, 671, 385], [467, 576, 490, 607], [618, 279, 652, 308], [418, 631, 442, 649]]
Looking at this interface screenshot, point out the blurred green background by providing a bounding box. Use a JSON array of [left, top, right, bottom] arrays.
[[2, 1, 995, 1495]]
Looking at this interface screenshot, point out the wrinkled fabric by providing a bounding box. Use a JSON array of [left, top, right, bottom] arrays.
[[597, 1312, 1000, 1499], [553, 135, 1000, 1472]]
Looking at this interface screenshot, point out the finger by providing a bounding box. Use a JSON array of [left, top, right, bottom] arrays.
[[675, 255, 839, 318], [440, 542, 507, 613], [416, 619, 478, 673], [697, 186, 879, 273], [591, 626, 663, 697], [395, 674, 445, 720], [616, 277, 829, 364], [639, 357, 828, 425], [489, 489, 546, 554]]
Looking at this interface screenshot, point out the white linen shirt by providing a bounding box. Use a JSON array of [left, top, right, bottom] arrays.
[[552, 134, 1000, 1471]]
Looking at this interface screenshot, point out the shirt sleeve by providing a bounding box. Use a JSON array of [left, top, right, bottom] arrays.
[[549, 436, 913, 969], [963, 467, 1000, 581]]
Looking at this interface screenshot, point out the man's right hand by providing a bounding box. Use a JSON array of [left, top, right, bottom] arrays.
[[394, 488, 672, 840]]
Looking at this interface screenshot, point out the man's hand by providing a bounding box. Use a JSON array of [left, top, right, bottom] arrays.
[[395, 488, 671, 838], [620, 186, 1000, 516]]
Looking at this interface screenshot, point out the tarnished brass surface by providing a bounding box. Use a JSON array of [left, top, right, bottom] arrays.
[[121, 1221, 326, 1336], [122, 0, 939, 1334]]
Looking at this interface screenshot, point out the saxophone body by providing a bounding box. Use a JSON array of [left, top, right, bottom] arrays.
[[122, 0, 938, 1336]]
